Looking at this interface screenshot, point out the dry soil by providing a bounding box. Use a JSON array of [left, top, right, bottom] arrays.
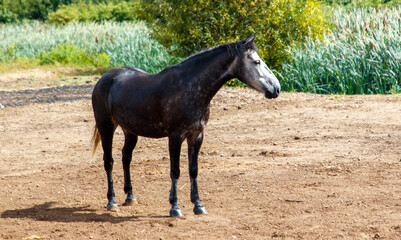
[[1, 84, 401, 239]]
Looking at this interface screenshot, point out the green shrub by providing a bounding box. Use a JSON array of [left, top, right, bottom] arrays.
[[0, 5, 18, 23], [0, 43, 17, 62], [0, 0, 130, 22], [138, 0, 330, 70], [38, 44, 110, 68], [0, 49, 6, 62], [0, 0, 62, 21], [264, 0, 330, 69], [48, 1, 138, 24], [5, 43, 16, 59]]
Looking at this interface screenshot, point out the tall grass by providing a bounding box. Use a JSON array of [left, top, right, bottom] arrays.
[[280, 7, 401, 94], [0, 21, 175, 73]]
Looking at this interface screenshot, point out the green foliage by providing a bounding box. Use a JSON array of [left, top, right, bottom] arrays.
[[138, 0, 330, 70], [0, 0, 129, 22], [48, 1, 138, 24], [0, 43, 17, 62], [0, 5, 18, 23], [264, 0, 330, 69], [5, 43, 16, 59], [38, 44, 110, 67], [279, 7, 401, 94], [0, 21, 175, 73], [225, 79, 247, 88], [321, 0, 401, 7], [68, 0, 125, 4], [0, 0, 63, 21]]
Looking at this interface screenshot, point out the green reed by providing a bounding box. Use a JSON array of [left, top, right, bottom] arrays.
[[279, 7, 401, 94], [0, 21, 174, 73]]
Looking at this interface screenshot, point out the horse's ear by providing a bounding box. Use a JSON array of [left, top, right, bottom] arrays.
[[243, 34, 256, 49]]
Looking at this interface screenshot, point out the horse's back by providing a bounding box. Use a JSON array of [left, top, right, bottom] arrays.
[[93, 67, 148, 99], [92, 67, 149, 117], [96, 67, 147, 87]]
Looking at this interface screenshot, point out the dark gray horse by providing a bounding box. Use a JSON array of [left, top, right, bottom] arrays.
[[91, 35, 280, 217]]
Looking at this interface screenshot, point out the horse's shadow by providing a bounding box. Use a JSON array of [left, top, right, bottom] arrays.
[[1, 202, 169, 223]]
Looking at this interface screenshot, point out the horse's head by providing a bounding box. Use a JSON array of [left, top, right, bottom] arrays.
[[235, 35, 280, 99]]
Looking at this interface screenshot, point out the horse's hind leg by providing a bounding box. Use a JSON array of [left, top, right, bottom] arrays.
[[99, 122, 118, 211], [187, 132, 207, 215], [122, 133, 138, 206]]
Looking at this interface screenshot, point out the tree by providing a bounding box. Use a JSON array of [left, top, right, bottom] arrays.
[[138, 0, 330, 70]]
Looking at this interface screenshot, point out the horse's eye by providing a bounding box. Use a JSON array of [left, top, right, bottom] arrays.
[[254, 60, 261, 65]]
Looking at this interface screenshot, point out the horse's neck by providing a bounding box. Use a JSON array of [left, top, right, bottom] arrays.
[[182, 50, 236, 105]]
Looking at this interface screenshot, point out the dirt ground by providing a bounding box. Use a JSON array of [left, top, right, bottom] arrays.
[[1, 83, 401, 239]]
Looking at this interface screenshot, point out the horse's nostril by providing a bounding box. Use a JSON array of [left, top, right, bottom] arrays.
[[276, 88, 280, 95]]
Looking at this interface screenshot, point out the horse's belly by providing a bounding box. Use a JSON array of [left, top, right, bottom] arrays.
[[110, 94, 169, 138], [118, 119, 169, 138]]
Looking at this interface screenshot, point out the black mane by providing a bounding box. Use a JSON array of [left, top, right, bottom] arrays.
[[178, 39, 258, 66]]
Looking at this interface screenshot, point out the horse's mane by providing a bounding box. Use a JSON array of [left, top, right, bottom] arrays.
[[178, 39, 258, 66]]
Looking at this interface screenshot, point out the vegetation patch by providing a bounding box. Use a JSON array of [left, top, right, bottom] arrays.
[[279, 7, 401, 94], [1, 1, 401, 94], [138, 0, 330, 71], [0, 21, 176, 73], [38, 44, 109, 68], [48, 1, 138, 24]]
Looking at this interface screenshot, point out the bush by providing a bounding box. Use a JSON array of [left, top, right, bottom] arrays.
[[138, 0, 330, 70], [38, 44, 110, 68], [0, 43, 17, 62], [0, 0, 63, 21], [0, 0, 129, 22], [48, 1, 138, 24], [0, 5, 18, 23]]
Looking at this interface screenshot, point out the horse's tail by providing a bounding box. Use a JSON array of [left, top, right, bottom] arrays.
[[91, 68, 121, 157], [91, 125, 101, 157]]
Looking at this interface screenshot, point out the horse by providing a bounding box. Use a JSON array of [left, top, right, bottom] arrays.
[[91, 35, 280, 217]]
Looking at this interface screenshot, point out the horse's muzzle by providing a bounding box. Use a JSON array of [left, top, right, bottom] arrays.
[[264, 87, 280, 99]]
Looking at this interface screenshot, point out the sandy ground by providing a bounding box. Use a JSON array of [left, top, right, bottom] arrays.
[[1, 87, 401, 239]]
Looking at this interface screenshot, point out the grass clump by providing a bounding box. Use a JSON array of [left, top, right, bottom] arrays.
[[38, 44, 109, 68], [279, 7, 401, 94], [0, 21, 175, 73]]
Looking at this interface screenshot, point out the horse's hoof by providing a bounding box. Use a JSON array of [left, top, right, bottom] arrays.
[[123, 198, 138, 206], [193, 205, 208, 215], [169, 207, 183, 217], [107, 203, 119, 212]]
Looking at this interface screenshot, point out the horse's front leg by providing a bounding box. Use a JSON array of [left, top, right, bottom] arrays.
[[187, 132, 207, 215], [168, 133, 184, 217]]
